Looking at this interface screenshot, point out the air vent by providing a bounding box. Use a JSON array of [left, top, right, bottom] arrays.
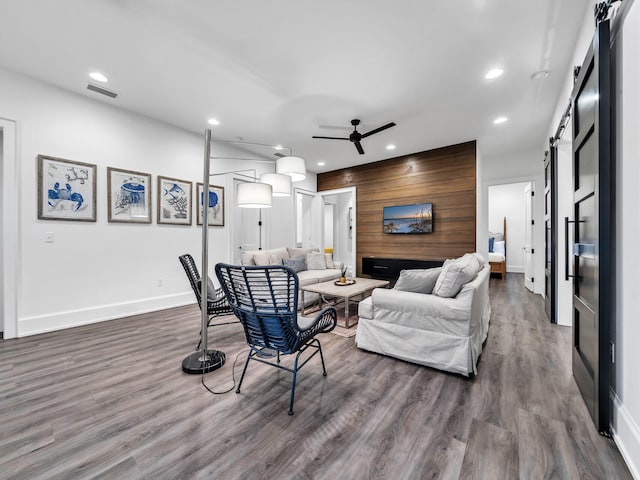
[[273, 152, 285, 158], [87, 83, 118, 99]]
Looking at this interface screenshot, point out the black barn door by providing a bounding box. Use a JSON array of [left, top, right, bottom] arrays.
[[544, 148, 556, 323], [569, 19, 612, 435]]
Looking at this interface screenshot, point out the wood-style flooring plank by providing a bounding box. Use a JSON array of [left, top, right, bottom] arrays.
[[0, 276, 634, 479]]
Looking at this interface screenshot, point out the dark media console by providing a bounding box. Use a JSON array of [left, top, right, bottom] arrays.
[[362, 257, 444, 280]]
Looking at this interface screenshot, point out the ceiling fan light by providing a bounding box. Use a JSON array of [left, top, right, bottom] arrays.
[[276, 156, 306, 182], [237, 182, 272, 208], [260, 173, 291, 196]]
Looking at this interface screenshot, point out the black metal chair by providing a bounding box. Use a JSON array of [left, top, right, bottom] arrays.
[[215, 263, 337, 415], [178, 254, 236, 351]]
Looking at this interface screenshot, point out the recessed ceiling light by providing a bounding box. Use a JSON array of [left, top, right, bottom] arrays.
[[494, 116, 508, 124], [532, 70, 549, 80], [274, 145, 284, 150], [207, 118, 220, 126], [484, 68, 503, 80], [317, 161, 325, 166], [89, 72, 108, 83], [386, 144, 396, 150]]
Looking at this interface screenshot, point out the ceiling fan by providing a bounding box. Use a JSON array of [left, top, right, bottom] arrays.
[[312, 119, 396, 155]]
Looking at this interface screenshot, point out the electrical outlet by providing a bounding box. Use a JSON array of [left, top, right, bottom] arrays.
[[45, 232, 54, 243], [157, 279, 163, 287]]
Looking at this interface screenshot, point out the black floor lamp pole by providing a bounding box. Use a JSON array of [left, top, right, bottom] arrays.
[[181, 128, 225, 374]]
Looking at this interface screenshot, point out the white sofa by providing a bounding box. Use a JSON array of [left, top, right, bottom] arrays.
[[356, 253, 491, 376], [240, 246, 343, 306]]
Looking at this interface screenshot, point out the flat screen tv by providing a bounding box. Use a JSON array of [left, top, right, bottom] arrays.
[[383, 203, 433, 234]]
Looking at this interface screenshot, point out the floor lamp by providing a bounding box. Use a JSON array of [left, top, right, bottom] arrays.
[[183, 129, 305, 374]]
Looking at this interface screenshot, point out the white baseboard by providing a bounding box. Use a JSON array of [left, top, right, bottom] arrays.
[[18, 292, 194, 337], [612, 392, 640, 480], [506, 265, 524, 273]]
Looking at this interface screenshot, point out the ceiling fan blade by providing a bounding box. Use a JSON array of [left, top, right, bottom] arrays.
[[361, 122, 396, 138], [312, 135, 350, 140], [354, 141, 365, 155]]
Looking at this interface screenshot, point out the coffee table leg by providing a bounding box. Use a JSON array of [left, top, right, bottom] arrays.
[[344, 297, 350, 328]]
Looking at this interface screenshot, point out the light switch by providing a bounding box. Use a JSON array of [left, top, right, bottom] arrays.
[[45, 232, 54, 243]]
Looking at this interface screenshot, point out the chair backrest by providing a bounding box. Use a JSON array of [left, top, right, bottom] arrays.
[[215, 263, 301, 354], [179, 254, 203, 307]]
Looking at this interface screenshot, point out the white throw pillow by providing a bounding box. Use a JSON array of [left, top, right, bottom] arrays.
[[306, 252, 327, 270], [394, 268, 442, 294], [324, 253, 334, 269], [433, 254, 480, 298], [494, 241, 505, 256], [253, 251, 272, 265]]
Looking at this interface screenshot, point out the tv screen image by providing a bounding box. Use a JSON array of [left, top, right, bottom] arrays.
[[383, 203, 433, 234]]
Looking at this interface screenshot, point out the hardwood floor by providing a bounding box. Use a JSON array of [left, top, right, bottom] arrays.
[[0, 274, 633, 479]]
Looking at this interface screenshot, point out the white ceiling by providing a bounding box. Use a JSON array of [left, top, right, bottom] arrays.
[[0, 0, 591, 173]]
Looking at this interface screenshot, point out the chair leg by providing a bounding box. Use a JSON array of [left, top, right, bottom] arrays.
[[236, 350, 253, 394], [315, 339, 328, 377], [289, 352, 302, 416]]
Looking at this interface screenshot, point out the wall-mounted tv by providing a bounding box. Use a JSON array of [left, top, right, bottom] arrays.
[[383, 203, 433, 234]]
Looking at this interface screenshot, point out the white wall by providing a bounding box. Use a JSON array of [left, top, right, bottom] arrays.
[[0, 67, 315, 337], [488, 182, 528, 273], [613, 1, 640, 476], [478, 147, 545, 294], [545, 2, 640, 476]]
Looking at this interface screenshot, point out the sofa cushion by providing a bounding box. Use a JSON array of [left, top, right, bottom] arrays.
[[394, 267, 442, 294], [307, 252, 327, 270], [287, 246, 319, 258], [297, 270, 320, 287], [283, 255, 307, 273], [315, 269, 341, 282], [433, 254, 480, 298]]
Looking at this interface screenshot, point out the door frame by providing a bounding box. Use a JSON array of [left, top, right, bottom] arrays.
[[1, 117, 19, 339], [483, 175, 542, 294], [524, 181, 535, 291]]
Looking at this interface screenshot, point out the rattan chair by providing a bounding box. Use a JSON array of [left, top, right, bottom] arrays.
[[215, 263, 337, 415], [178, 254, 236, 351]]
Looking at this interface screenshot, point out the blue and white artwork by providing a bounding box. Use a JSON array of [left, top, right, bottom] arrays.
[[107, 167, 151, 223], [157, 176, 192, 225], [38, 155, 96, 222], [197, 183, 224, 226]]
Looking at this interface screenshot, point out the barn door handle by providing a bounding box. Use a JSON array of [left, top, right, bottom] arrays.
[[564, 217, 585, 280]]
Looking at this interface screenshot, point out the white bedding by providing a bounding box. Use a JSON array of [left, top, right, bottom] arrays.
[[488, 252, 505, 263]]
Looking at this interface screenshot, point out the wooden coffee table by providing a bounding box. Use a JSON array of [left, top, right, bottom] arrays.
[[300, 277, 389, 328]]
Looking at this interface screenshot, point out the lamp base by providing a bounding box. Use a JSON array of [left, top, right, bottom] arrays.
[[182, 350, 226, 374]]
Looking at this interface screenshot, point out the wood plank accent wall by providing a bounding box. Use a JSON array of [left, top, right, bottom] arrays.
[[317, 141, 477, 275]]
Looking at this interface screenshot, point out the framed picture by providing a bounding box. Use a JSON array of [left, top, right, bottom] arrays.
[[37, 155, 97, 222], [107, 167, 152, 223], [197, 183, 224, 226], [157, 176, 192, 225]]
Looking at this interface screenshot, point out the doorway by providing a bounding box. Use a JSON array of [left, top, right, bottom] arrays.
[[294, 187, 356, 276], [1, 118, 18, 339], [232, 177, 270, 264], [488, 182, 532, 281]]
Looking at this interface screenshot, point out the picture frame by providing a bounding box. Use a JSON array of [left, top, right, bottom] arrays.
[[157, 176, 192, 225], [107, 167, 152, 223], [37, 155, 97, 222], [197, 183, 224, 226]]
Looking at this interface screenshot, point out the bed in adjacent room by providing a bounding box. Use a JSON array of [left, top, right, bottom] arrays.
[[489, 217, 506, 279]]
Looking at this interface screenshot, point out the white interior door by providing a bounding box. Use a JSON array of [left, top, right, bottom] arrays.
[[233, 179, 263, 264], [524, 182, 535, 292]]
